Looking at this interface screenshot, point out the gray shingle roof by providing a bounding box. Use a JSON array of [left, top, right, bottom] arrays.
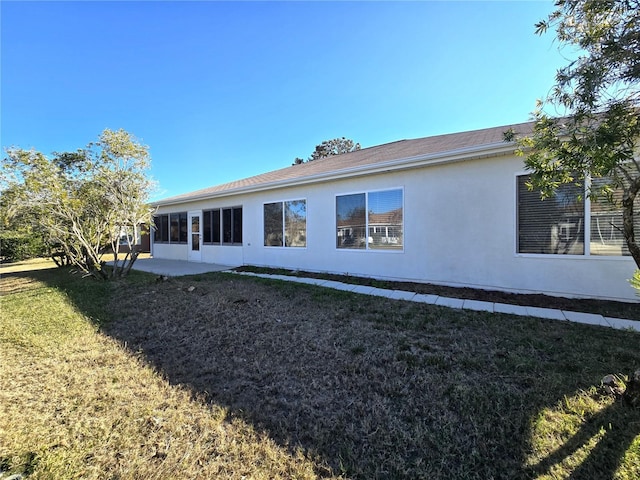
[[154, 120, 534, 206]]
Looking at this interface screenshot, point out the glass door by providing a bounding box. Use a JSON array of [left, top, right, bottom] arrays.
[[188, 211, 202, 261]]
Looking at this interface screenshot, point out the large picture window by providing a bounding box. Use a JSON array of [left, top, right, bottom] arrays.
[[336, 189, 403, 250], [203, 207, 242, 245], [264, 200, 307, 247], [517, 173, 640, 257]]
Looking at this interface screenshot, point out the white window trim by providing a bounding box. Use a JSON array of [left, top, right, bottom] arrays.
[[202, 205, 243, 246], [513, 172, 632, 260], [262, 198, 308, 249], [335, 187, 405, 253]]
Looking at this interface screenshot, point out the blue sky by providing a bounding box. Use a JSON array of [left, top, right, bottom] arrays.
[[1, 1, 570, 201]]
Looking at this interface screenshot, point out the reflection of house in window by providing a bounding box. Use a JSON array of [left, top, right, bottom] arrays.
[[518, 174, 640, 256], [517, 176, 584, 255], [336, 193, 366, 249], [337, 189, 403, 250], [368, 208, 403, 247], [590, 178, 640, 256]]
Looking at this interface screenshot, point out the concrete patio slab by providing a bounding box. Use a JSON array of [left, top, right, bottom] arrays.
[[127, 257, 235, 276]]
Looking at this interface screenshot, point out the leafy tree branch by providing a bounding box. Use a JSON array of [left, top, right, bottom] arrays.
[[1, 129, 156, 279], [505, 0, 640, 269]]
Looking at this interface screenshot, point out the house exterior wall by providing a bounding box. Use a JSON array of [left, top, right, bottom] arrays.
[[153, 153, 638, 302]]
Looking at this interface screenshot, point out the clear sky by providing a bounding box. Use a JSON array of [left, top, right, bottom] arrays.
[[1, 1, 570, 201]]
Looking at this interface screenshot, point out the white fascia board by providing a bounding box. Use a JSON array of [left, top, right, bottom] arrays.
[[153, 141, 516, 207]]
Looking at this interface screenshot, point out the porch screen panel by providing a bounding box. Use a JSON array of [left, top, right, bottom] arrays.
[[179, 212, 188, 243], [285, 200, 306, 247], [222, 208, 232, 243], [264, 202, 283, 246], [336, 193, 366, 249], [368, 189, 403, 250], [154, 215, 169, 243], [233, 207, 243, 244], [161, 215, 169, 242], [590, 177, 640, 256], [213, 209, 221, 243], [170, 213, 180, 242], [517, 176, 584, 254], [203, 210, 212, 243]]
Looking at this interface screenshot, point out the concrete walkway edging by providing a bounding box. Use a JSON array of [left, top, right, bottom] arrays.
[[234, 271, 639, 332]]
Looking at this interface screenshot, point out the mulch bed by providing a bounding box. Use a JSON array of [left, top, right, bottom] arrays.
[[234, 266, 640, 321]]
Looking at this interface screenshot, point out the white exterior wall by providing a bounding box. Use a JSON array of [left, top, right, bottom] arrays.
[[153, 153, 638, 301]]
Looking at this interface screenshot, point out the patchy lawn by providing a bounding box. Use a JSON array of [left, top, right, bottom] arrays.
[[1, 265, 639, 479], [235, 265, 640, 321]]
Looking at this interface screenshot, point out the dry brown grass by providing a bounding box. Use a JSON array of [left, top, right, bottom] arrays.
[[0, 272, 332, 479], [1, 265, 639, 479], [104, 273, 640, 479]]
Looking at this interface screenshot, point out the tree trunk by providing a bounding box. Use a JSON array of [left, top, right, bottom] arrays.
[[122, 250, 139, 276], [622, 179, 640, 270]]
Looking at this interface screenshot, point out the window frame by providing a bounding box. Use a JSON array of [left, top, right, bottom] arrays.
[[335, 187, 404, 252], [202, 206, 243, 246], [153, 214, 170, 243], [153, 212, 187, 244], [516, 174, 585, 256], [515, 173, 632, 259], [263, 198, 307, 248]]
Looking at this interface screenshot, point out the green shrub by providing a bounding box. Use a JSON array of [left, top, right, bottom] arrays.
[[630, 269, 640, 296], [0, 231, 47, 261]]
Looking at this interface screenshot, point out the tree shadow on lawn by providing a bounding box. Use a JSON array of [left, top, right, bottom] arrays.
[[6, 268, 639, 479], [526, 393, 640, 479]]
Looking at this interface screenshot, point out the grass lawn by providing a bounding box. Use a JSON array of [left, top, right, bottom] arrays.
[[1, 261, 639, 479]]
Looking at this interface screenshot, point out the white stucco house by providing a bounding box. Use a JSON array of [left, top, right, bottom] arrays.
[[151, 121, 639, 302]]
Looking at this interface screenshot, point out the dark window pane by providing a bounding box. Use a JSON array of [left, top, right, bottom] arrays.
[[233, 207, 243, 244], [203, 210, 212, 243], [160, 215, 168, 242], [179, 212, 188, 243], [517, 176, 584, 254], [223, 208, 232, 243], [213, 209, 221, 243], [170, 213, 180, 242], [264, 202, 283, 246], [153, 216, 161, 242], [336, 193, 366, 249]]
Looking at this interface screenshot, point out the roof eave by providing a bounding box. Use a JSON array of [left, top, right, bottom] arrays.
[[152, 141, 516, 207]]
